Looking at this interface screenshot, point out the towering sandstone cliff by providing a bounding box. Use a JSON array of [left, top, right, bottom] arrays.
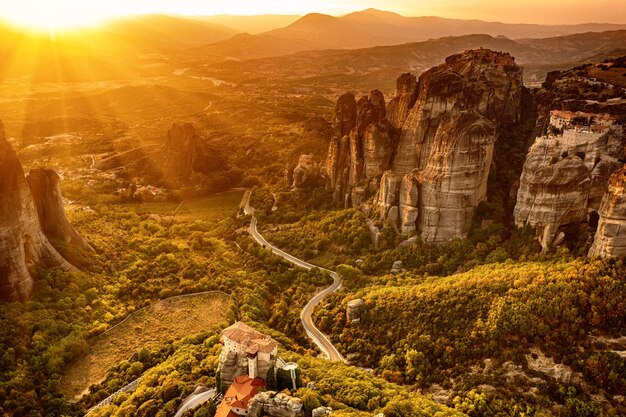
[[27, 169, 93, 252], [0, 122, 81, 301], [325, 49, 523, 243], [589, 166, 626, 258], [514, 111, 624, 250]]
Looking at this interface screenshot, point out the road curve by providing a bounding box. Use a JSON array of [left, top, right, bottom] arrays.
[[174, 388, 217, 417], [243, 193, 345, 363]]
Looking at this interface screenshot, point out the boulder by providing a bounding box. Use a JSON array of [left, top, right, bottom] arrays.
[[391, 260, 404, 274], [346, 299, 365, 323], [312, 407, 332, 417], [248, 391, 303, 417]]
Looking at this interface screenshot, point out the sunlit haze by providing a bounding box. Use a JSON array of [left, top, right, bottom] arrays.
[[0, 0, 625, 31]]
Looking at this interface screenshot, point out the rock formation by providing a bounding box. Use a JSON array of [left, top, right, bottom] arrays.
[[514, 111, 623, 250], [325, 49, 523, 243], [95, 123, 227, 187], [589, 166, 626, 258], [248, 391, 303, 417], [387, 73, 418, 129], [27, 169, 93, 252], [312, 407, 333, 417], [290, 155, 320, 190], [0, 123, 77, 301], [346, 298, 365, 323], [160, 123, 226, 186], [326, 90, 392, 202]]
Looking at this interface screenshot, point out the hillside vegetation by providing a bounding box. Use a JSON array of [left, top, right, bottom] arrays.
[[315, 260, 626, 416]]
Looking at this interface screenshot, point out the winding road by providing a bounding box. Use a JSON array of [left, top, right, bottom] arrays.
[[173, 388, 217, 417], [242, 193, 345, 363]]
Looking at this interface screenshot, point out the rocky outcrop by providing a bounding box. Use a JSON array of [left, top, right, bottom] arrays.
[[387, 73, 418, 129], [514, 114, 623, 250], [327, 90, 390, 203], [525, 348, 574, 384], [27, 169, 93, 252], [333, 93, 358, 139], [0, 123, 76, 301], [248, 391, 303, 417], [362, 122, 394, 180], [328, 50, 523, 243], [398, 171, 419, 234], [391, 50, 521, 180], [160, 123, 226, 185], [346, 299, 365, 323], [291, 155, 320, 190], [95, 123, 227, 187], [416, 113, 497, 242], [373, 171, 398, 218], [589, 166, 626, 258], [217, 349, 247, 388], [312, 407, 332, 417]]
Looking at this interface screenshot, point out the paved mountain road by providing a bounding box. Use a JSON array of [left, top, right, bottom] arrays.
[[243, 194, 345, 363]]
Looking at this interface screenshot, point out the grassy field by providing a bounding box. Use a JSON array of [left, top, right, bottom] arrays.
[[60, 292, 231, 401], [124, 189, 246, 221]]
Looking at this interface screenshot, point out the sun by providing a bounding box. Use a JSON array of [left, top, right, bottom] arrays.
[[0, 0, 117, 32]]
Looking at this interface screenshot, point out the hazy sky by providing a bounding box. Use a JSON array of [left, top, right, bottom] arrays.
[[1, 0, 625, 30]]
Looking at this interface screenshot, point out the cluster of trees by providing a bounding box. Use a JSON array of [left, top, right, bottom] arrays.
[[0, 188, 333, 415], [84, 332, 224, 417], [313, 259, 626, 416], [264, 209, 373, 265], [84, 326, 463, 417]]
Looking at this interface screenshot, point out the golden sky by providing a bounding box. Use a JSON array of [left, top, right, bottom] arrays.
[[0, 0, 625, 30]]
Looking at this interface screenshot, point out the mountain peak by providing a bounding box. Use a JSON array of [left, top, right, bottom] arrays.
[[361, 8, 403, 17]]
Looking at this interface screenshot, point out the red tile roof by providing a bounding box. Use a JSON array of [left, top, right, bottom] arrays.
[[215, 376, 266, 417]]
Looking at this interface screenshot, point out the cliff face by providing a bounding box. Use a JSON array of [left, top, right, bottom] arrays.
[[415, 112, 497, 242], [514, 113, 623, 251], [390, 50, 522, 180], [27, 169, 93, 253], [325, 49, 523, 243], [589, 166, 626, 258], [326, 91, 391, 203], [160, 123, 226, 186], [0, 123, 76, 301]]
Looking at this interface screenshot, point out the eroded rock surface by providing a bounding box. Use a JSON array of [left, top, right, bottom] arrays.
[[248, 391, 303, 417], [27, 169, 93, 252], [514, 111, 623, 250], [589, 166, 626, 258], [326, 49, 522, 243], [0, 123, 76, 301], [160, 123, 226, 185]]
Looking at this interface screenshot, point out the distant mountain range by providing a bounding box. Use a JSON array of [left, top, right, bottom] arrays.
[[192, 8, 626, 59], [190, 14, 301, 34], [0, 9, 625, 82], [195, 31, 626, 89]]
